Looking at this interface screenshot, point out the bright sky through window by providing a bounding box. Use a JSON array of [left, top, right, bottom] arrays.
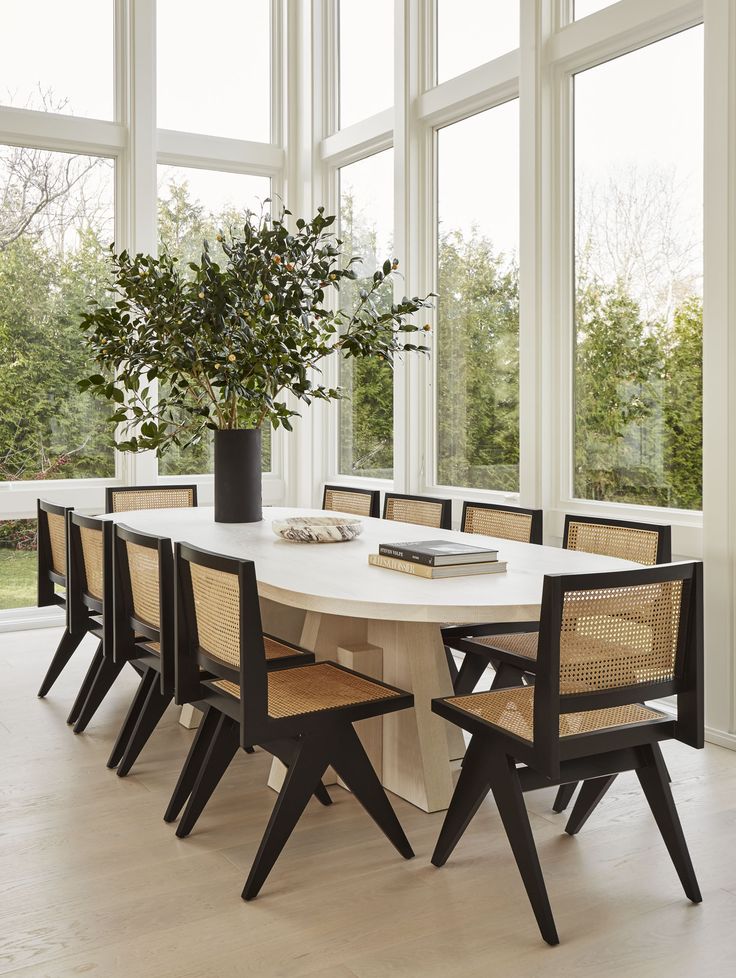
[[437, 0, 519, 83], [0, 0, 113, 118]]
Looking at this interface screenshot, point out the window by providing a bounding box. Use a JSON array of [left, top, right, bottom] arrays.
[[0, 519, 36, 610], [157, 0, 271, 141], [0, 0, 113, 119], [437, 0, 519, 83], [0, 145, 116, 483], [338, 150, 395, 478], [436, 102, 520, 491], [339, 0, 394, 128], [157, 165, 272, 476], [573, 28, 704, 510]]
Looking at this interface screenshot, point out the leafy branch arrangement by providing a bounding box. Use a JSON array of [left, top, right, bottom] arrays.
[[80, 204, 433, 456]]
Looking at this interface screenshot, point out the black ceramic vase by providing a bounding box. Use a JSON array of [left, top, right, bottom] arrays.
[[214, 428, 262, 523]]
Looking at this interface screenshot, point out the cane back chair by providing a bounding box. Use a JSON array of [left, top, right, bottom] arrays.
[[444, 513, 671, 812], [171, 542, 415, 899], [382, 492, 452, 530], [105, 484, 198, 514], [432, 561, 703, 945], [36, 499, 83, 697], [322, 484, 380, 519], [442, 502, 543, 685], [64, 512, 129, 733]]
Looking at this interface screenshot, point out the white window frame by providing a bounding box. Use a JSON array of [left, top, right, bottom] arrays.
[[0, 0, 288, 627]]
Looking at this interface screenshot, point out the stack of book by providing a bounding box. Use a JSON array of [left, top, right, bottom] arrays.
[[368, 540, 507, 579]]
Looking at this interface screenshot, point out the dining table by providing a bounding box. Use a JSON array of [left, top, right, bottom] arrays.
[[100, 505, 639, 812]]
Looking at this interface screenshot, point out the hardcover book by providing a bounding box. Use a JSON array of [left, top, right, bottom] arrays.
[[377, 539, 499, 566], [369, 553, 507, 579]]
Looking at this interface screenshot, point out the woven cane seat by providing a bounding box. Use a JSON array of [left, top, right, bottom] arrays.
[[264, 637, 307, 661], [214, 662, 402, 719], [470, 632, 539, 660], [448, 685, 665, 741]]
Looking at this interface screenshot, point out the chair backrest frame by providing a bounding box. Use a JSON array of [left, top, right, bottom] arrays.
[[174, 542, 269, 742], [322, 484, 380, 519], [563, 513, 671, 565], [105, 484, 198, 514], [382, 492, 452, 530], [113, 523, 174, 692], [37, 499, 72, 608], [461, 500, 543, 545], [532, 561, 701, 779], [67, 513, 113, 642]]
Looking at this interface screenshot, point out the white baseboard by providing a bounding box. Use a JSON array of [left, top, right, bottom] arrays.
[[704, 726, 736, 750], [0, 608, 64, 634]]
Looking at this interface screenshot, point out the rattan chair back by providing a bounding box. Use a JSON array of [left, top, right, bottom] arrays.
[[37, 499, 72, 607], [67, 513, 113, 639], [563, 514, 671, 565], [383, 492, 452, 529], [106, 484, 198, 514], [113, 523, 174, 686], [529, 562, 702, 778], [462, 501, 543, 544], [175, 543, 268, 742], [323, 484, 380, 519]]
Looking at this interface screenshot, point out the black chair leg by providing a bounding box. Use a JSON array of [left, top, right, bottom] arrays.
[[268, 738, 333, 808], [37, 627, 85, 697], [488, 751, 559, 946], [432, 734, 492, 867], [636, 743, 701, 903], [176, 714, 240, 838], [72, 655, 127, 734], [489, 661, 527, 690], [164, 705, 221, 823], [565, 775, 616, 835], [444, 645, 459, 686], [453, 651, 489, 696], [331, 724, 413, 859], [116, 676, 173, 777], [242, 730, 333, 901], [553, 781, 578, 813], [107, 667, 157, 769], [66, 641, 103, 725]]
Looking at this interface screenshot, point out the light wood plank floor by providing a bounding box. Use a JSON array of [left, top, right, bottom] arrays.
[[1, 627, 735, 978]]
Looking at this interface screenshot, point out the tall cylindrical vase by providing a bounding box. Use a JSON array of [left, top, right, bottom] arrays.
[[214, 428, 262, 523]]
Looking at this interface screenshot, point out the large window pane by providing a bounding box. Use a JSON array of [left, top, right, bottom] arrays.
[[339, 0, 394, 128], [436, 102, 520, 491], [437, 1, 519, 84], [0, 1, 113, 119], [0, 146, 115, 482], [338, 150, 394, 478], [0, 520, 36, 610], [574, 29, 703, 510], [157, 0, 270, 141], [157, 166, 272, 476]]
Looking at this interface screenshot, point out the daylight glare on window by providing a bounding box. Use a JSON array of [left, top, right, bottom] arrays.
[[436, 102, 520, 492], [574, 28, 704, 510]]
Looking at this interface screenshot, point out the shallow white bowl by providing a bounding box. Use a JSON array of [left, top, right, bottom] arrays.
[[271, 515, 363, 543]]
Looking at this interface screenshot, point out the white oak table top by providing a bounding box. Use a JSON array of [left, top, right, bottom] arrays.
[[99, 505, 640, 624]]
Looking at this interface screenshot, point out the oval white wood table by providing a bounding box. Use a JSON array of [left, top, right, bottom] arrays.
[[102, 505, 639, 812]]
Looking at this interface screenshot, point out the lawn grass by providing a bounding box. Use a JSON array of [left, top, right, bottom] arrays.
[[0, 549, 37, 609]]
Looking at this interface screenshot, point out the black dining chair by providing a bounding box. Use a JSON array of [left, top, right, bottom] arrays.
[[322, 484, 380, 518], [432, 561, 703, 945], [443, 513, 672, 814], [106, 484, 198, 513], [36, 499, 85, 697], [382, 492, 452, 530], [169, 541, 415, 899]]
